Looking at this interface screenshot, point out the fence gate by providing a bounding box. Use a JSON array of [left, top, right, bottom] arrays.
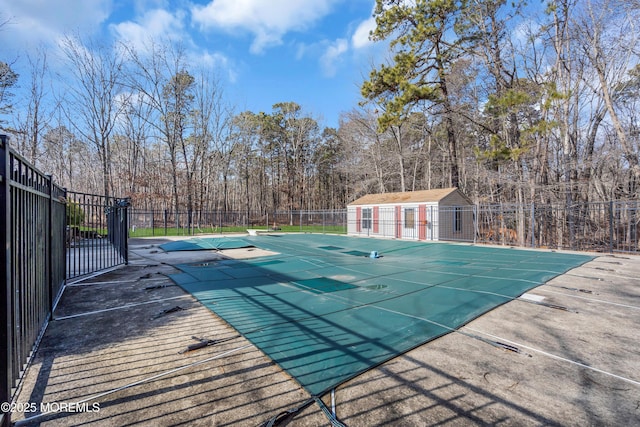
[[1, 135, 129, 427], [66, 192, 130, 279]]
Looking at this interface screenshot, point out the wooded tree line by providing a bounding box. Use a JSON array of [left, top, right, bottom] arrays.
[[1, 0, 639, 216]]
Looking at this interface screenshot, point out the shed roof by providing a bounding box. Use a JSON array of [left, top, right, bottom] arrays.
[[348, 187, 468, 206]]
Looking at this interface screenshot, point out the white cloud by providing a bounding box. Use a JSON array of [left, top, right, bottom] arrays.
[[320, 38, 348, 77], [512, 19, 541, 49], [110, 9, 186, 52], [111, 7, 238, 85], [191, 0, 339, 54], [351, 16, 376, 49], [2, 0, 112, 52], [295, 42, 309, 61], [190, 50, 238, 84]]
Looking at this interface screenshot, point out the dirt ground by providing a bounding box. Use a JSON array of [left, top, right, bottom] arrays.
[[8, 235, 640, 426]]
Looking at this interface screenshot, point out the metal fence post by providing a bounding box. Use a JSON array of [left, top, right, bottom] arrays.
[[323, 210, 326, 234], [164, 209, 168, 236], [530, 202, 535, 248], [568, 202, 575, 250], [47, 175, 54, 311], [64, 187, 69, 279], [473, 205, 477, 244], [0, 134, 12, 427], [609, 201, 614, 254], [123, 199, 130, 264]]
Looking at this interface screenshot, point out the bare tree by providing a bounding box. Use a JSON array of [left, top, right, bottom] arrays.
[[0, 61, 18, 132], [574, 0, 640, 187], [125, 40, 191, 214], [338, 108, 392, 195], [191, 68, 231, 215], [60, 35, 129, 198], [265, 102, 320, 216], [114, 92, 152, 199], [12, 49, 51, 165], [42, 124, 84, 189]]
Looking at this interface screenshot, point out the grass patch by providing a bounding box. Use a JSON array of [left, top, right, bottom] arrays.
[[129, 224, 346, 238]]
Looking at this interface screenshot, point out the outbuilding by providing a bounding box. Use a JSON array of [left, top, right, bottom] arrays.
[[347, 187, 475, 242]]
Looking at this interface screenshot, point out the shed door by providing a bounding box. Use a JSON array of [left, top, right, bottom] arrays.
[[427, 205, 435, 240], [402, 207, 418, 239], [419, 205, 436, 240], [419, 205, 426, 240]]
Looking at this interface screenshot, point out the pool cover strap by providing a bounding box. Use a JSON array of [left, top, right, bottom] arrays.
[[259, 397, 346, 427]]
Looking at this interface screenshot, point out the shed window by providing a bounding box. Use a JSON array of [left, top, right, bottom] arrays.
[[404, 208, 415, 229], [362, 208, 372, 229], [454, 207, 462, 232]]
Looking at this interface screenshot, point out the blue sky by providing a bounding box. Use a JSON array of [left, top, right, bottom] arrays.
[[2, 0, 385, 129]]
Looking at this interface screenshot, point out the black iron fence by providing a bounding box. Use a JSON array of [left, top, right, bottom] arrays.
[[66, 192, 130, 279], [1, 136, 65, 427], [1, 135, 129, 427]]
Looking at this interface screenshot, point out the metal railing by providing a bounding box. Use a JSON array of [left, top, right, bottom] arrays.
[[66, 192, 129, 279], [1, 135, 66, 427], [1, 135, 129, 427]]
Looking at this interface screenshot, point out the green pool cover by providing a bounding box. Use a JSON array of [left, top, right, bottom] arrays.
[[167, 234, 593, 397], [160, 237, 254, 251]]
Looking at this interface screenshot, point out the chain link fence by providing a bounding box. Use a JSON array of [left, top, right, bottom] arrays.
[[475, 201, 639, 253], [127, 209, 348, 236], [128, 202, 640, 254]]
